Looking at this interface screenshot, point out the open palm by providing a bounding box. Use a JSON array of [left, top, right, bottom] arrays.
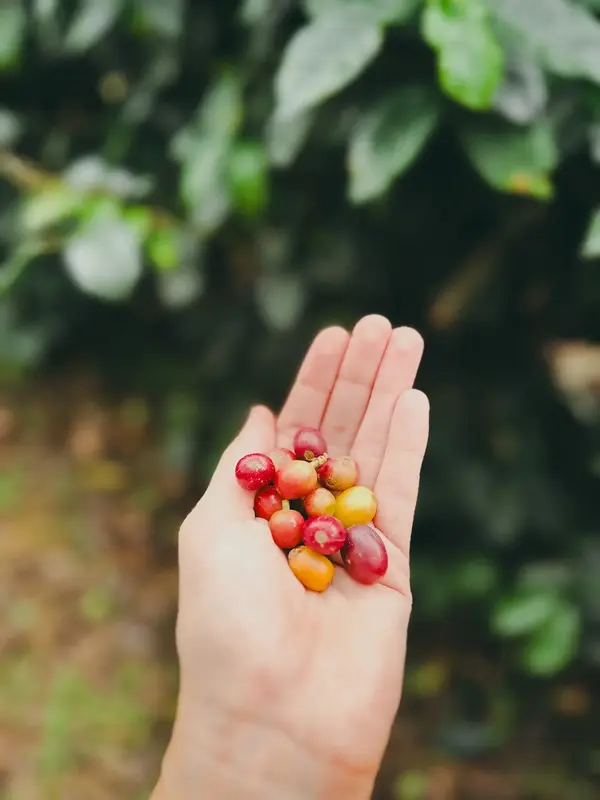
[[172, 316, 429, 797]]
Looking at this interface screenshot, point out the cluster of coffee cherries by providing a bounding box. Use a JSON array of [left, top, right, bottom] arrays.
[[234, 427, 387, 593]]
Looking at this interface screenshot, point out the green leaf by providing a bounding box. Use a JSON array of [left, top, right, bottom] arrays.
[[147, 226, 182, 271], [75, 195, 123, 225], [0, 245, 42, 296], [493, 591, 560, 637], [34, 0, 60, 23], [453, 557, 499, 599], [133, 0, 184, 38], [461, 118, 557, 199], [581, 208, 600, 258], [493, 51, 548, 125], [174, 72, 242, 231], [181, 175, 230, 233], [122, 206, 153, 240], [517, 562, 573, 593], [228, 141, 269, 219], [180, 155, 229, 231], [0, 108, 22, 144], [348, 85, 440, 204], [65, 0, 123, 52], [0, 2, 25, 69], [63, 155, 152, 198], [63, 215, 142, 301], [274, 11, 382, 119], [186, 72, 244, 148], [21, 186, 81, 234], [302, 0, 421, 25], [422, 0, 504, 110], [523, 602, 580, 676], [590, 123, 600, 164], [241, 0, 273, 26], [490, 0, 600, 85], [0, 305, 48, 375], [266, 109, 314, 167], [33, 0, 61, 51]]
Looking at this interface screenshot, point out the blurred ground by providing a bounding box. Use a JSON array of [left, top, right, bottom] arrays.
[[0, 373, 179, 800], [0, 373, 598, 800]]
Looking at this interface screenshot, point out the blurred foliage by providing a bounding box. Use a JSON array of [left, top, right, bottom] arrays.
[[2, 0, 600, 691]]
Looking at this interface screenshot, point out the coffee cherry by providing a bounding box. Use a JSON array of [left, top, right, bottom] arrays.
[[288, 545, 334, 592], [293, 427, 327, 461], [317, 456, 359, 492], [268, 447, 295, 471], [269, 509, 304, 549], [342, 525, 388, 585], [304, 487, 336, 517], [254, 486, 284, 520], [302, 515, 346, 555], [275, 460, 318, 500], [334, 485, 377, 528], [235, 453, 275, 491]]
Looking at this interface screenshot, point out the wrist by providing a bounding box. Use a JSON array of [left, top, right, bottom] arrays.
[[155, 704, 376, 800]]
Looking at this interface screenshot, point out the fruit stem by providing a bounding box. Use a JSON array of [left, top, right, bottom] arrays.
[[309, 453, 328, 469], [282, 499, 291, 511]]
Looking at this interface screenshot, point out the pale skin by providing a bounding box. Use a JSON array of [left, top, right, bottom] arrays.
[[152, 315, 429, 800]]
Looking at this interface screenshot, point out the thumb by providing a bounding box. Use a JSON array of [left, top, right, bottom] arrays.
[[204, 405, 277, 517]]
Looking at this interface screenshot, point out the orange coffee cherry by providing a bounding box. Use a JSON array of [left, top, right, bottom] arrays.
[[288, 545, 334, 592], [304, 486, 336, 516]]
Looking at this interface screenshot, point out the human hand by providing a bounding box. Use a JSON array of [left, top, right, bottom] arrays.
[[154, 315, 429, 800]]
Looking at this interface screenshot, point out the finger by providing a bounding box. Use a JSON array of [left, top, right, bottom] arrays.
[[374, 389, 429, 556], [351, 327, 424, 487], [203, 405, 277, 520], [277, 326, 350, 448], [320, 315, 392, 456]]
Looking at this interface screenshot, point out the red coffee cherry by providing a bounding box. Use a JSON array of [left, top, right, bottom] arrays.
[[235, 453, 275, 491], [254, 485, 284, 520], [302, 514, 347, 556], [342, 525, 388, 585], [293, 427, 327, 461], [269, 509, 304, 549]]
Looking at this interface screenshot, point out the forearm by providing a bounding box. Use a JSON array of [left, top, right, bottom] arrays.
[[152, 709, 375, 800]]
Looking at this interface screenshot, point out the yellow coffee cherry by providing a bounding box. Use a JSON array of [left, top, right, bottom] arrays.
[[334, 485, 377, 528]]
